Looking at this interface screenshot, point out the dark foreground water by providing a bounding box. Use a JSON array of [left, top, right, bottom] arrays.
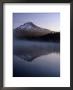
[[13, 39, 60, 77]]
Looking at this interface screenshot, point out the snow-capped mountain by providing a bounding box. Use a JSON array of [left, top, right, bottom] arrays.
[[16, 22, 36, 30], [14, 22, 54, 37]]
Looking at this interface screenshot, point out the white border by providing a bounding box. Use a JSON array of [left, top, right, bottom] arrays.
[[3, 3, 70, 87]]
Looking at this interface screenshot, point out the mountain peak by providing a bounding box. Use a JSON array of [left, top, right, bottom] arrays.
[[23, 22, 36, 28], [14, 22, 54, 37], [16, 22, 36, 30]]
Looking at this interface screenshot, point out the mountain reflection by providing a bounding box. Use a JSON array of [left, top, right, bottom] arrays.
[[13, 39, 60, 62]]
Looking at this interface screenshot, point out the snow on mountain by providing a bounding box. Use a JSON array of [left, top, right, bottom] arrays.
[[17, 22, 35, 30], [14, 22, 55, 37]]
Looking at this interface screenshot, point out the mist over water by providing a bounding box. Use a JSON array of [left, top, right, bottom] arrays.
[[13, 39, 60, 77]]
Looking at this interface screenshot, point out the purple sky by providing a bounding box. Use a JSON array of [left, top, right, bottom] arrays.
[[13, 13, 60, 32]]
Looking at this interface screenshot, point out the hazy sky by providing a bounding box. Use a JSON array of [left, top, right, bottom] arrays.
[[13, 13, 60, 32]]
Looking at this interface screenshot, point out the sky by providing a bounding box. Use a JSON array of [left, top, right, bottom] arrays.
[[13, 13, 60, 32]]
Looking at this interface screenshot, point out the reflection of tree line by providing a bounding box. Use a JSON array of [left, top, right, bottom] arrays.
[[17, 32, 60, 42]]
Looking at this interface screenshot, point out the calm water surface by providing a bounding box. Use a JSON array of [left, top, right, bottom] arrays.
[[13, 39, 60, 77]]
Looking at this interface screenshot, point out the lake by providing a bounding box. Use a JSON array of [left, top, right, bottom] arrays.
[[13, 39, 60, 77]]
